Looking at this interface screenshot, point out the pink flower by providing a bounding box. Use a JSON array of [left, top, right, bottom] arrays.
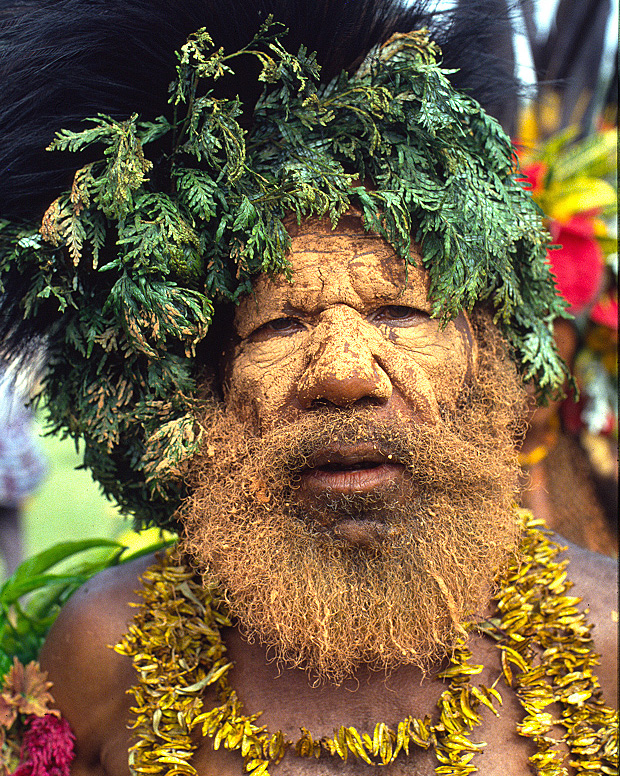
[[14, 715, 74, 776]]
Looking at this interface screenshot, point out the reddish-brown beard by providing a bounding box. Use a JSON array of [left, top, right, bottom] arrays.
[[180, 317, 526, 683]]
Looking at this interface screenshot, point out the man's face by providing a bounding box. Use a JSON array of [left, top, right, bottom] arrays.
[[181, 215, 523, 682], [224, 216, 478, 546]]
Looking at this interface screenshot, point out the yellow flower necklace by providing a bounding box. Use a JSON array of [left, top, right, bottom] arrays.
[[116, 511, 618, 776]]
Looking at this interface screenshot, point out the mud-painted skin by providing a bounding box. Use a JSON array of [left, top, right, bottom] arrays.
[[225, 215, 478, 542], [38, 217, 617, 776], [226, 215, 477, 430]]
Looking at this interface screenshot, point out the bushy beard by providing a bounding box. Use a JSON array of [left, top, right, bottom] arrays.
[[179, 318, 526, 683]]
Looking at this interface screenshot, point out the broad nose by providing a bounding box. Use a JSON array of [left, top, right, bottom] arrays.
[[297, 307, 392, 409]]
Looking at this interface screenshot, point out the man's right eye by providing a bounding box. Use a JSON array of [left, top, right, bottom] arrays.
[[250, 317, 305, 339]]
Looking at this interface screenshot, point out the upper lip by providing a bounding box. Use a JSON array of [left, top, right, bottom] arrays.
[[306, 445, 398, 470]]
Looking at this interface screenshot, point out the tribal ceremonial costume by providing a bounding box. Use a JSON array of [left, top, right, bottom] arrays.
[[0, 2, 616, 775]]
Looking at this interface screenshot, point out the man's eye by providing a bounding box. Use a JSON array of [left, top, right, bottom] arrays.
[[372, 305, 426, 324], [251, 317, 304, 339]]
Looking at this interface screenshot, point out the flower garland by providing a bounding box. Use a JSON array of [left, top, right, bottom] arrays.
[[489, 515, 617, 774], [115, 511, 618, 776]]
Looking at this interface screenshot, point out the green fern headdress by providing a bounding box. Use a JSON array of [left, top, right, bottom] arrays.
[[0, 24, 568, 528]]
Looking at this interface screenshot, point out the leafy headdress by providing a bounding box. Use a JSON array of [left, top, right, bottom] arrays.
[[0, 17, 567, 529]]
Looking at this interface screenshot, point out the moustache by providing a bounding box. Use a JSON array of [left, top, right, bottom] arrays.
[[243, 408, 497, 497]]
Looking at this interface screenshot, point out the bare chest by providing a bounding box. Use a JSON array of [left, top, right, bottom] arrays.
[[184, 641, 536, 776], [187, 695, 537, 776], [101, 649, 560, 776], [101, 631, 580, 776]]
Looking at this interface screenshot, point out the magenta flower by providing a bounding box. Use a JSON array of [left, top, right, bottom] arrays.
[[14, 715, 75, 776]]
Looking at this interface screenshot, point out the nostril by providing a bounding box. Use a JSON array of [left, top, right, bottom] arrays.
[[299, 371, 392, 409]]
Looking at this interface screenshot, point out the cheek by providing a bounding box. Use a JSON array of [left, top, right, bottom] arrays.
[[225, 337, 307, 430], [380, 320, 473, 407]]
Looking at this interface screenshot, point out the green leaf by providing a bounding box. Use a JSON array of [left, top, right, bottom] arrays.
[[0, 539, 122, 604]]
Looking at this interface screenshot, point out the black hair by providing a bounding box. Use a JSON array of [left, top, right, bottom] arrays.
[[0, 0, 520, 221]]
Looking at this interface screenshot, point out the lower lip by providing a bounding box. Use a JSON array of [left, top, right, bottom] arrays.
[[299, 462, 405, 495]]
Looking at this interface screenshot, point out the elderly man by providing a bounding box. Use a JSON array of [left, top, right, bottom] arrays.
[[37, 216, 618, 775], [0, 0, 617, 774]]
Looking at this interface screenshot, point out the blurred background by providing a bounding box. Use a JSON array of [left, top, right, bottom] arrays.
[[23, 430, 128, 557], [0, 362, 160, 577]]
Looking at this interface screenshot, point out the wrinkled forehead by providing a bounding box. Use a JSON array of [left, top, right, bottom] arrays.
[[239, 215, 430, 320]]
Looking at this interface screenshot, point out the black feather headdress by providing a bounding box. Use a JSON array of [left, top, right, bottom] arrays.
[[0, 0, 520, 222]]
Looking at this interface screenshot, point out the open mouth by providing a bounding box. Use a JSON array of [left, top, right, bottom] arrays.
[[299, 446, 405, 495]]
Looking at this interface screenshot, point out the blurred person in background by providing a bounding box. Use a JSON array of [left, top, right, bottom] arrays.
[[516, 0, 618, 555], [0, 361, 47, 576]]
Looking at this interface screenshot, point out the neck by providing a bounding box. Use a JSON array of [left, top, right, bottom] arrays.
[[223, 624, 476, 740]]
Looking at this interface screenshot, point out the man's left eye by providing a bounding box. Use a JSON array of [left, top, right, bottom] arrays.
[[371, 305, 426, 324]]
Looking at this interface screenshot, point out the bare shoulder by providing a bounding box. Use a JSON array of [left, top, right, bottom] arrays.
[[39, 552, 157, 776], [555, 534, 618, 706]]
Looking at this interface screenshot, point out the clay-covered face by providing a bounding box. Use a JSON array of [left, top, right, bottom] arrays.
[[226, 215, 476, 429], [223, 215, 479, 541]]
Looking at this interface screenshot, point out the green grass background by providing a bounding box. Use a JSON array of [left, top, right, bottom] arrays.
[[20, 412, 175, 566], [12, 410, 180, 590], [22, 418, 128, 559], [1, 413, 173, 581]]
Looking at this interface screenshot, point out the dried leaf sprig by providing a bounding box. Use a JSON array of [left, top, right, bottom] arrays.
[[0, 659, 65, 775], [495, 510, 618, 776]]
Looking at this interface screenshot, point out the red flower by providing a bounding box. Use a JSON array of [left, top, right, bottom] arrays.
[[14, 715, 75, 776], [547, 215, 605, 313], [591, 292, 618, 330], [519, 160, 548, 194]]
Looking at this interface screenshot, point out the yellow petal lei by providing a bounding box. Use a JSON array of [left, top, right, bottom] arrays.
[[115, 510, 618, 775]]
